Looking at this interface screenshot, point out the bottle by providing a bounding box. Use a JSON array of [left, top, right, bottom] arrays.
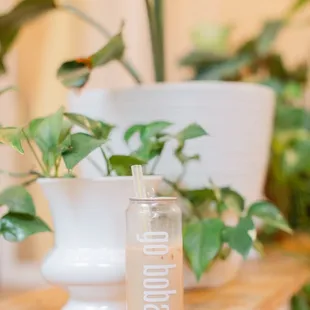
[[126, 196, 184, 310]]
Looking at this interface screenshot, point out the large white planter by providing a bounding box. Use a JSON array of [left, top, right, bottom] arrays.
[[39, 176, 161, 310], [69, 82, 275, 203]]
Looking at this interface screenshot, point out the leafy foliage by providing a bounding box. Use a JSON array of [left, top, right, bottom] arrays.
[[57, 30, 125, 88], [266, 104, 310, 230], [175, 182, 291, 280], [0, 0, 56, 73], [124, 121, 207, 174], [181, 1, 308, 105], [183, 218, 224, 280]]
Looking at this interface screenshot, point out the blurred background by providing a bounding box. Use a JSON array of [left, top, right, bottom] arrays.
[[1, 0, 310, 298]]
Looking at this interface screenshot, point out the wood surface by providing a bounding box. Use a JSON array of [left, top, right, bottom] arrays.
[[0, 253, 309, 310]]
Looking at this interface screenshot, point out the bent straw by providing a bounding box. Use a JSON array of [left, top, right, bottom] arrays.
[[131, 165, 147, 198]]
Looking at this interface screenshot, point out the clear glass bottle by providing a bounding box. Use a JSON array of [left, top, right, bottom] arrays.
[[126, 197, 184, 310]]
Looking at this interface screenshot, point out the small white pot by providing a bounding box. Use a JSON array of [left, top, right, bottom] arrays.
[[184, 251, 243, 289], [39, 176, 161, 310], [69, 81, 275, 202]]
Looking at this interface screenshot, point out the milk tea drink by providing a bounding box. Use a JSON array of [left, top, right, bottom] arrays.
[[126, 197, 184, 310]]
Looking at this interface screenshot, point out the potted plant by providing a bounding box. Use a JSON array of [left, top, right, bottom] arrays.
[[0, 105, 210, 308], [178, 3, 310, 232], [0, 0, 282, 204], [127, 122, 292, 288], [266, 104, 310, 231]]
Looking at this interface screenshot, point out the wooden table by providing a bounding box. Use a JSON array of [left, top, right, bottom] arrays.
[[1, 253, 309, 310]]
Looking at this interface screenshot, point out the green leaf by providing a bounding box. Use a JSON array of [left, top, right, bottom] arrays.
[[0, 186, 35, 216], [281, 140, 310, 177], [90, 31, 125, 66], [65, 113, 114, 139], [177, 123, 207, 142], [196, 54, 252, 80], [0, 213, 51, 242], [0, 86, 16, 95], [33, 107, 64, 153], [0, 0, 56, 73], [222, 216, 255, 258], [221, 187, 245, 213], [0, 127, 24, 153], [24, 117, 44, 138], [134, 140, 165, 161], [124, 124, 145, 143], [57, 31, 125, 88], [255, 20, 286, 56], [288, 0, 310, 16], [183, 218, 224, 281], [109, 155, 146, 176], [57, 61, 91, 88], [179, 51, 228, 67], [291, 293, 310, 310], [275, 104, 309, 130], [62, 133, 106, 170], [180, 188, 215, 207], [248, 201, 292, 233], [141, 121, 172, 141]]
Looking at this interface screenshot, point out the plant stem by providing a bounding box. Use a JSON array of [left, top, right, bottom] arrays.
[[100, 147, 111, 175], [86, 157, 105, 177], [54, 157, 62, 178], [22, 177, 38, 187], [21, 130, 47, 176], [145, 0, 165, 82], [60, 4, 143, 84]]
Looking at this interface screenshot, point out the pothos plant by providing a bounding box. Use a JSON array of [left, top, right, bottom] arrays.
[[0, 0, 307, 89], [120, 118, 292, 281], [0, 100, 291, 280], [0, 103, 208, 242], [180, 0, 309, 106]]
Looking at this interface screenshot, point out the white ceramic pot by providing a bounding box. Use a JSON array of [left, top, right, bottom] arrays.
[[39, 176, 161, 310], [184, 251, 243, 289], [69, 81, 275, 203]]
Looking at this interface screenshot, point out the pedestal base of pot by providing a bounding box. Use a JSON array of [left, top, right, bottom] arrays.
[[62, 286, 126, 310]]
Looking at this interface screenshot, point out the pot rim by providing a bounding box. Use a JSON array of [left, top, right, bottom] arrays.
[[37, 175, 162, 184], [69, 81, 274, 97]]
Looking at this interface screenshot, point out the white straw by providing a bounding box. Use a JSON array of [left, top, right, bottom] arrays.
[[131, 165, 147, 198]]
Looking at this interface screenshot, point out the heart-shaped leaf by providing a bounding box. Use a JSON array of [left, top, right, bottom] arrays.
[[65, 113, 114, 139], [0, 0, 56, 73], [183, 218, 224, 280], [0, 186, 35, 216], [248, 201, 292, 233], [0, 127, 24, 153], [141, 121, 172, 141], [124, 124, 145, 143], [134, 140, 165, 162], [91, 31, 125, 67], [180, 188, 215, 207], [0, 213, 51, 242], [222, 216, 255, 258], [57, 30, 125, 88], [62, 133, 106, 170], [221, 187, 245, 213], [57, 61, 91, 89], [24, 117, 44, 139], [109, 155, 146, 176], [177, 123, 207, 142], [33, 107, 64, 153]]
